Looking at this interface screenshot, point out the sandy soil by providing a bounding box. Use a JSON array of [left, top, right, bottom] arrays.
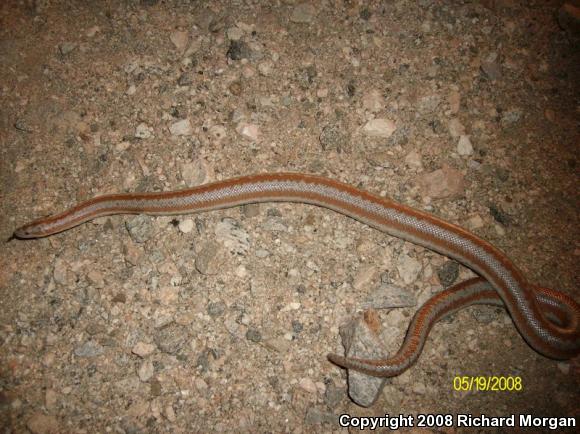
[[1, 1, 578, 433]]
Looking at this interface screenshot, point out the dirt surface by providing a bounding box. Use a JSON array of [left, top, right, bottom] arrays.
[[1, 0, 579, 433]]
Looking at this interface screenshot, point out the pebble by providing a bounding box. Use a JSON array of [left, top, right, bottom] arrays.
[[178, 219, 194, 233], [304, 408, 336, 425], [245, 327, 262, 343], [170, 30, 189, 52], [180, 160, 208, 186], [215, 218, 250, 254], [448, 90, 461, 113], [158, 286, 179, 305], [126, 215, 154, 243], [457, 135, 474, 156], [396, 254, 422, 285], [324, 382, 344, 409], [263, 337, 290, 353], [169, 119, 193, 136], [53, 258, 70, 285], [74, 341, 104, 358], [226, 27, 244, 41], [362, 283, 416, 309], [195, 242, 224, 275], [87, 270, 105, 288], [481, 53, 501, 80], [258, 61, 274, 76], [500, 108, 522, 126], [298, 378, 318, 394], [466, 214, 485, 230], [26, 413, 60, 434], [290, 4, 317, 23], [362, 118, 396, 138], [362, 89, 384, 113], [165, 404, 177, 422], [209, 125, 227, 142], [353, 265, 378, 291], [59, 42, 76, 55], [404, 150, 422, 168], [86, 26, 100, 37], [135, 122, 152, 139], [138, 360, 154, 381], [437, 261, 459, 287], [319, 124, 350, 152], [416, 165, 465, 199], [154, 324, 187, 354], [227, 40, 252, 60], [207, 301, 227, 318], [132, 342, 156, 357], [337, 311, 389, 407], [448, 118, 466, 138], [236, 122, 260, 141]]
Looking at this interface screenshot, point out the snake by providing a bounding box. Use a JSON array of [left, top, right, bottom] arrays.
[[13, 172, 580, 377]]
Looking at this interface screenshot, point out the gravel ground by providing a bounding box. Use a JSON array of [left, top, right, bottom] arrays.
[[1, 1, 579, 433]]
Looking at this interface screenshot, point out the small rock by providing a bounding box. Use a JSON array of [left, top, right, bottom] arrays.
[[59, 42, 76, 55], [165, 404, 177, 422], [457, 135, 473, 156], [74, 341, 104, 358], [87, 270, 105, 288], [416, 165, 465, 199], [481, 52, 501, 80], [169, 119, 192, 136], [448, 118, 465, 138], [362, 89, 384, 113], [126, 215, 153, 243], [158, 286, 179, 305], [180, 160, 208, 187], [396, 255, 422, 285], [353, 265, 378, 291], [132, 342, 156, 358], [335, 310, 389, 407], [324, 382, 344, 409], [138, 360, 154, 382], [26, 413, 60, 434], [258, 61, 274, 76], [362, 118, 396, 138], [319, 124, 350, 152], [227, 40, 252, 60], [298, 378, 318, 394], [209, 125, 227, 142], [195, 242, 225, 275], [154, 324, 187, 354], [236, 122, 260, 141], [500, 108, 523, 126], [290, 4, 317, 23], [170, 30, 189, 52], [215, 218, 250, 254], [178, 219, 194, 233], [404, 150, 422, 168], [135, 122, 152, 139], [246, 327, 262, 343], [53, 258, 70, 285], [263, 337, 290, 353], [86, 26, 100, 37], [304, 408, 337, 425], [207, 301, 227, 318], [437, 261, 459, 287], [226, 27, 244, 41], [448, 90, 461, 113], [362, 284, 416, 309]]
